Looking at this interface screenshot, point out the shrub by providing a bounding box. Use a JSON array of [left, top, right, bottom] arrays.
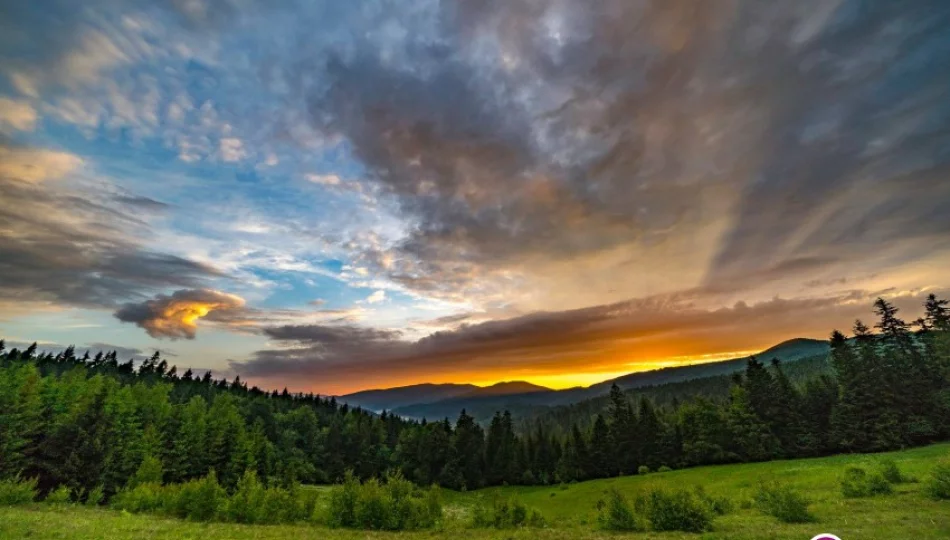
[[841, 466, 892, 498], [111, 483, 167, 513], [326, 471, 442, 530], [287, 484, 320, 523], [112, 472, 323, 526], [639, 487, 713, 533], [173, 471, 226, 521], [878, 459, 914, 484], [926, 461, 950, 500], [693, 485, 733, 515], [385, 472, 440, 530], [326, 472, 360, 528], [0, 476, 37, 506], [355, 478, 389, 530], [638, 465, 651, 475], [755, 482, 814, 523], [44, 485, 72, 504], [471, 495, 543, 529], [527, 508, 546, 527], [225, 470, 267, 524], [129, 455, 164, 489], [658, 465, 673, 473], [263, 486, 298, 525], [84, 485, 105, 507], [597, 488, 645, 531]]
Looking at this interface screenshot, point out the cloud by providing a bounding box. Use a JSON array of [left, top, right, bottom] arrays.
[[219, 137, 246, 162], [233, 287, 934, 393], [0, 146, 82, 183], [0, 98, 38, 132], [114, 288, 245, 339], [112, 194, 171, 212], [288, 0, 950, 314], [365, 290, 386, 304], [305, 173, 342, 186], [0, 143, 222, 310], [3, 24, 137, 97], [263, 324, 401, 345]]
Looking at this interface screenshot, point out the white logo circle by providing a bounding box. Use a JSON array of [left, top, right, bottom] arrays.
[[810, 535, 841, 540]]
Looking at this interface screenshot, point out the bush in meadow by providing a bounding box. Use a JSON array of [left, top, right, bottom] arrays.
[[0, 476, 37, 506], [878, 459, 914, 484], [44, 485, 71, 504], [693, 485, 733, 516], [83, 485, 105, 507], [173, 471, 226, 521], [326, 472, 360, 528], [926, 461, 950, 500], [128, 455, 164, 489], [326, 471, 442, 530], [639, 487, 713, 533], [111, 482, 167, 513], [841, 466, 892, 498], [755, 482, 815, 523], [597, 488, 645, 532], [471, 495, 544, 529], [224, 470, 267, 524]]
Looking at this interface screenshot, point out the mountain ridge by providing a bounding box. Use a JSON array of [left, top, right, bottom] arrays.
[[389, 337, 830, 422], [340, 380, 553, 413]]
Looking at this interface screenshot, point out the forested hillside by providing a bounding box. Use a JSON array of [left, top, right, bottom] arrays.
[[1, 296, 949, 498], [527, 353, 834, 434], [389, 338, 829, 423]]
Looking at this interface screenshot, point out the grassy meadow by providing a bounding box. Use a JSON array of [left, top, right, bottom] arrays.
[[2, 442, 949, 539]]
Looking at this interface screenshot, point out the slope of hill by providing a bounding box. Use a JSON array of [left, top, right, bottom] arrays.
[[5, 442, 948, 539], [587, 337, 830, 395], [527, 352, 833, 433], [339, 381, 552, 412], [392, 338, 830, 422], [339, 383, 478, 412], [460, 380, 550, 397]]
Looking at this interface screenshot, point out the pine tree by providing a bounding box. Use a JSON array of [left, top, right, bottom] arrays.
[[452, 409, 485, 490], [607, 383, 635, 474], [169, 396, 208, 482], [0, 363, 43, 478], [635, 397, 663, 468], [725, 385, 779, 461], [588, 414, 611, 478]]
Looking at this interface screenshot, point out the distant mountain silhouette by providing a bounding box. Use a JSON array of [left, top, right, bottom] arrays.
[[387, 338, 830, 422], [340, 380, 551, 413], [460, 381, 550, 397], [340, 383, 478, 412]]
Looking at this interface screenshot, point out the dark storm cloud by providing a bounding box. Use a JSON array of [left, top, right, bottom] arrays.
[[296, 0, 950, 299], [0, 144, 222, 311]]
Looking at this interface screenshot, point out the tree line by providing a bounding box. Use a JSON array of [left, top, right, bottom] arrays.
[[1, 296, 949, 497]]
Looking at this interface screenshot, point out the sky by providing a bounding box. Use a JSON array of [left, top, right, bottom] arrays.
[[2, 0, 950, 395]]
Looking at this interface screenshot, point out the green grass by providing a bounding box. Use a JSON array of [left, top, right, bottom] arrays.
[[3, 443, 950, 539]]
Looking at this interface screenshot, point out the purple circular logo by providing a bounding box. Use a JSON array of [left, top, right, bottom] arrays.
[[810, 535, 841, 540]]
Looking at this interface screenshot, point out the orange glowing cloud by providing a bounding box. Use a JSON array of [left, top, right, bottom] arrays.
[[114, 289, 245, 339]]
